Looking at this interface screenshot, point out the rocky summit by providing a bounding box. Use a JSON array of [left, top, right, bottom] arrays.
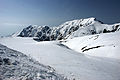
[[17, 18, 120, 41]]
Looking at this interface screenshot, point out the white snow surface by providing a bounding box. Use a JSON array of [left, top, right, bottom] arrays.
[[0, 33, 120, 80], [63, 31, 120, 59], [0, 44, 64, 80]]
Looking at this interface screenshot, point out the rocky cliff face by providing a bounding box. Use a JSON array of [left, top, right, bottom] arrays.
[[17, 17, 120, 41]]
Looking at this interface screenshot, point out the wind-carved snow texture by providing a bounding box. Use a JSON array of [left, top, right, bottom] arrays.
[[17, 17, 120, 41], [0, 44, 66, 80]]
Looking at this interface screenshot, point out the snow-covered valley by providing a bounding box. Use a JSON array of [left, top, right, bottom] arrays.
[[0, 32, 120, 80]]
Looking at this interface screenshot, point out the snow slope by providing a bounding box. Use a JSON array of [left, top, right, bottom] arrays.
[[17, 17, 120, 41], [0, 37, 120, 80], [62, 31, 120, 59], [0, 44, 65, 80]]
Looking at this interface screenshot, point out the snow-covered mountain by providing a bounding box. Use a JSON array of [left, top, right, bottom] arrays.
[[62, 31, 120, 59], [17, 17, 120, 41], [1, 17, 120, 80]]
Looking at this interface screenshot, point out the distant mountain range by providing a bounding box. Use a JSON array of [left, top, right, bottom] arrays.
[[16, 17, 120, 41]]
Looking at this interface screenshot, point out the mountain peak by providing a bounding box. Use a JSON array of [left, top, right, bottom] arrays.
[[83, 17, 96, 20], [17, 17, 120, 41]]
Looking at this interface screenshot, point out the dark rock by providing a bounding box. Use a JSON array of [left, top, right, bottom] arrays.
[[0, 57, 3, 65], [12, 60, 19, 65], [3, 58, 11, 65]]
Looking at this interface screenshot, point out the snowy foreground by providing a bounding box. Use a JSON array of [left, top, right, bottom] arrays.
[[0, 44, 65, 80], [0, 32, 120, 80]]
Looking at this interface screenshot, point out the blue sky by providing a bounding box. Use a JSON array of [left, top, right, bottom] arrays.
[[0, 0, 120, 36]]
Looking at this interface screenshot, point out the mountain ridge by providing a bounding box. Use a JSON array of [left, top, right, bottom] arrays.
[[16, 17, 120, 41]]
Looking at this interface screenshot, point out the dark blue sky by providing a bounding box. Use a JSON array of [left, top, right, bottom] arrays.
[[0, 0, 120, 36]]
